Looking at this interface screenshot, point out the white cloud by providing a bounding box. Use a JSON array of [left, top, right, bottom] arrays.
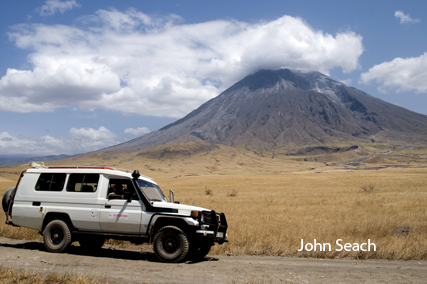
[[36, 0, 81, 16], [0, 127, 119, 156], [0, 132, 14, 142], [124, 127, 151, 136], [394, 11, 420, 24], [1, 9, 364, 118], [0, 131, 68, 156], [69, 126, 118, 154], [338, 78, 353, 86], [360, 52, 427, 94]]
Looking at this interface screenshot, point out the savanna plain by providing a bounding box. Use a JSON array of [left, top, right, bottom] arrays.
[[0, 143, 427, 283]]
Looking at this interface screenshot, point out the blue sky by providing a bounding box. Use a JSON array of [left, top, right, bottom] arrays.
[[1, 0, 426, 157]]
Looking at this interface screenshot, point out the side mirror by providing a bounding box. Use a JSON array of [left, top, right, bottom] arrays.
[[123, 191, 132, 203]]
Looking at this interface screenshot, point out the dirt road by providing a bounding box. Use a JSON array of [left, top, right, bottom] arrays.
[[0, 237, 426, 284]]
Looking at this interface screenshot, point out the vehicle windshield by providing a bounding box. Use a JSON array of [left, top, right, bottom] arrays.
[[136, 179, 167, 202]]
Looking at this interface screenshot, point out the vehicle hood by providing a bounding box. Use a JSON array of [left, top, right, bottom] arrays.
[[151, 202, 210, 214]]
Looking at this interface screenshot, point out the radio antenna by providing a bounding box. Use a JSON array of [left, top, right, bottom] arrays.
[[74, 128, 88, 155]]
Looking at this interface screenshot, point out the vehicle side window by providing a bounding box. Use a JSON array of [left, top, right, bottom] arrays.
[[66, 174, 99, 192], [108, 178, 139, 200], [35, 173, 66, 191]]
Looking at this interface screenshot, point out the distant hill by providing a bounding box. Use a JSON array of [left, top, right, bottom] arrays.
[[0, 154, 71, 167], [102, 69, 427, 153]]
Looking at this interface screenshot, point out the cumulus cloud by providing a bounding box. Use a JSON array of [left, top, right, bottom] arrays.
[[338, 78, 353, 86], [124, 127, 151, 136], [0, 127, 119, 156], [394, 11, 420, 24], [360, 52, 427, 94], [36, 0, 81, 16], [69, 126, 118, 154], [0, 9, 363, 117], [0, 131, 68, 156]]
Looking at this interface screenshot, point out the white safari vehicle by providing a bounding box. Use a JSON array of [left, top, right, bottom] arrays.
[[2, 163, 228, 263]]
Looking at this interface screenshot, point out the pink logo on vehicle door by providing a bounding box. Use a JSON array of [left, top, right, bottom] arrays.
[[109, 212, 129, 219]]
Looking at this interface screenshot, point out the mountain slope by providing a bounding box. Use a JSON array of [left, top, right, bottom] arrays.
[[105, 69, 427, 152]]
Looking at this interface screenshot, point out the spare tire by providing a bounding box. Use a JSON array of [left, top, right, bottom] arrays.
[[2, 187, 16, 214]]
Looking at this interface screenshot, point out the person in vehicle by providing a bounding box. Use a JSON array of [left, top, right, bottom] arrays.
[[108, 183, 124, 199]]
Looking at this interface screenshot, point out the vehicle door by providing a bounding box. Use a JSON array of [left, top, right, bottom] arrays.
[[99, 178, 144, 234]]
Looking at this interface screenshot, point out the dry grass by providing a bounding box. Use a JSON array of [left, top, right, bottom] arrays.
[[0, 266, 111, 284], [1, 145, 427, 260], [158, 168, 427, 260]]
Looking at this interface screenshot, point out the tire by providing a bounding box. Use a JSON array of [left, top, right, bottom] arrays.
[[43, 220, 72, 253], [189, 239, 213, 260], [153, 225, 189, 263], [79, 238, 105, 250], [2, 187, 16, 214]]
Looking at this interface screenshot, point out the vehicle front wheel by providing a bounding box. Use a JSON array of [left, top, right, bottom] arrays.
[[43, 220, 72, 253], [189, 239, 213, 260], [153, 226, 189, 263], [188, 239, 214, 260]]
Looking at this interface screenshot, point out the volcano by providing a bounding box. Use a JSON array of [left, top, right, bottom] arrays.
[[105, 69, 427, 152]]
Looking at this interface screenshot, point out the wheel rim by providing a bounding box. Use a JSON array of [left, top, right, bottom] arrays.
[[50, 228, 64, 245], [163, 236, 178, 253]]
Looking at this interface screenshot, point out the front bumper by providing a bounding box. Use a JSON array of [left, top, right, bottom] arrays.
[[196, 210, 228, 244]]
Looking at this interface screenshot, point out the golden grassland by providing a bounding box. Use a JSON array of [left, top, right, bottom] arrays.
[[0, 266, 112, 284], [164, 168, 427, 260], [1, 144, 426, 260]]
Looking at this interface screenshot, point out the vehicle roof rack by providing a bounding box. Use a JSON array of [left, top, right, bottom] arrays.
[[28, 162, 153, 180]]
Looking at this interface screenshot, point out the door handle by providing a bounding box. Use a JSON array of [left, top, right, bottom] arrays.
[[105, 205, 111, 208]]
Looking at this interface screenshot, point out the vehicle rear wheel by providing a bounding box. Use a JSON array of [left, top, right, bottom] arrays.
[[79, 238, 105, 250], [153, 226, 189, 263], [43, 220, 72, 253], [2, 187, 16, 214]]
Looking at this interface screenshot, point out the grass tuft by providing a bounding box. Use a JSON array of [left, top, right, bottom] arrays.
[[360, 183, 375, 193], [205, 186, 213, 195]]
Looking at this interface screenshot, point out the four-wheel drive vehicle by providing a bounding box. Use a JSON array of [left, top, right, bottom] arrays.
[[2, 163, 228, 263]]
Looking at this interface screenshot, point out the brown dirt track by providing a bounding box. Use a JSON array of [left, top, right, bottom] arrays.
[[0, 237, 426, 284]]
